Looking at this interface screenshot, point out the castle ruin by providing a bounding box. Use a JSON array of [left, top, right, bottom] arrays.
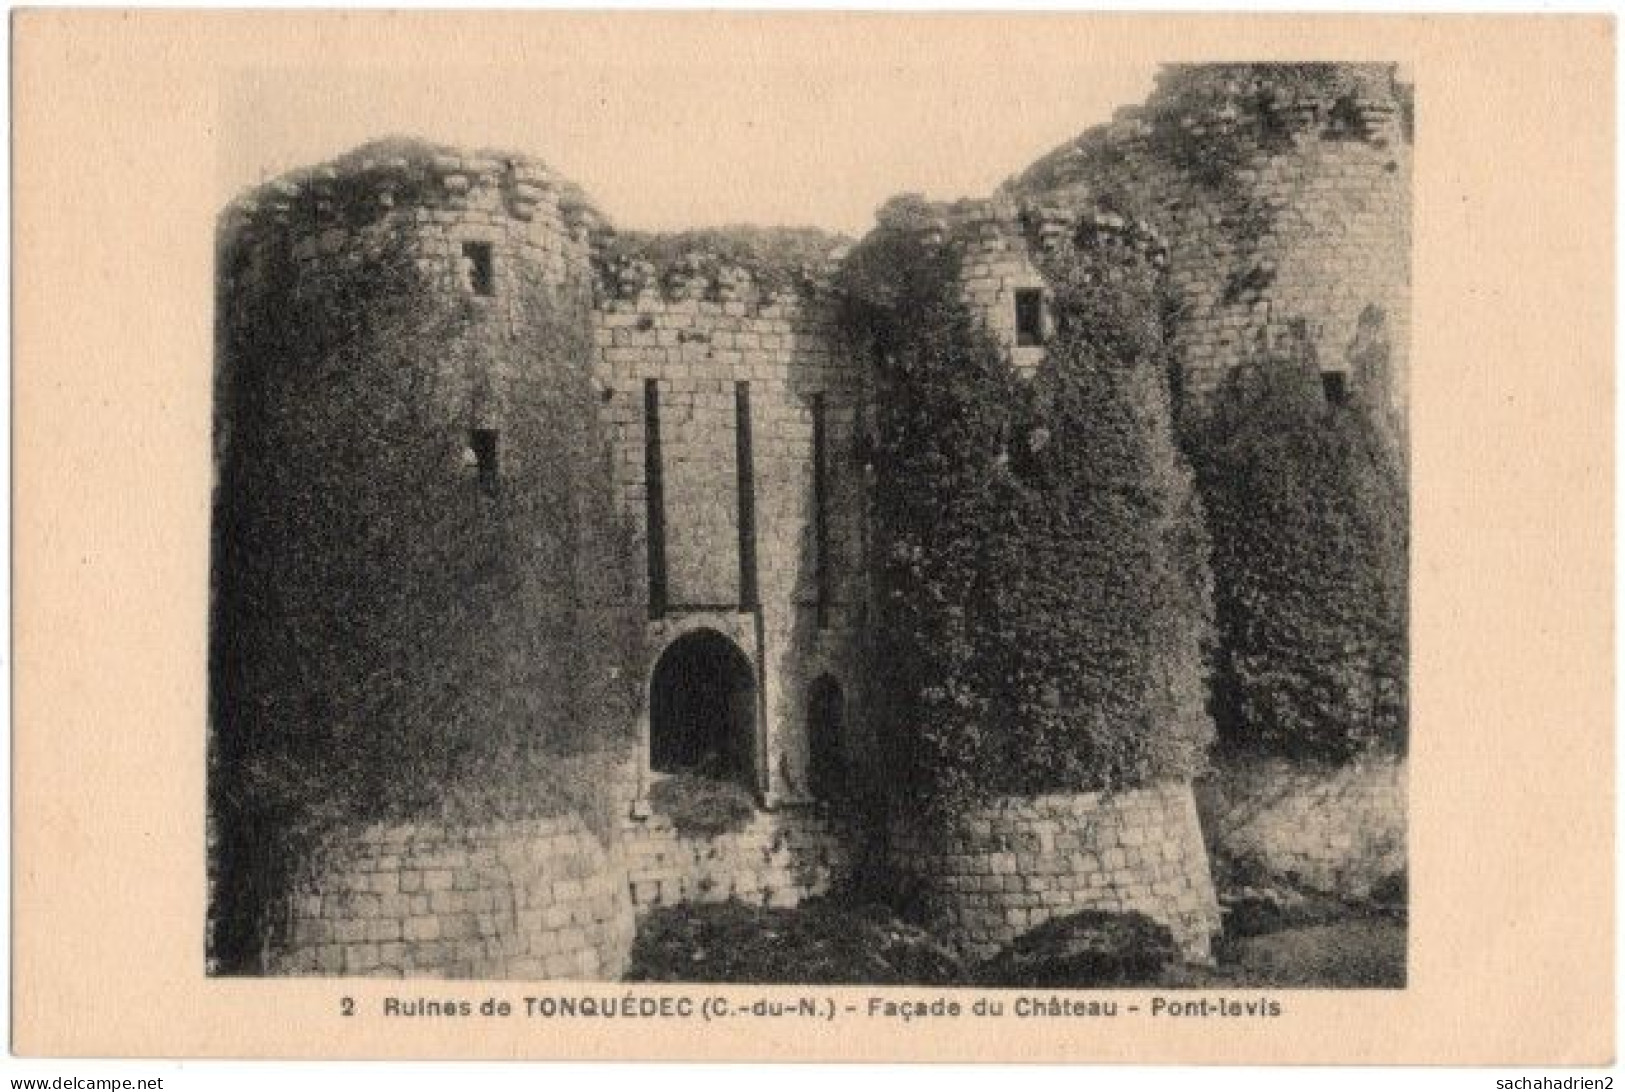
[[211, 63, 1410, 979]]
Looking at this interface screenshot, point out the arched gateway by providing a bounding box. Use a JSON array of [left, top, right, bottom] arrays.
[[648, 629, 757, 788]]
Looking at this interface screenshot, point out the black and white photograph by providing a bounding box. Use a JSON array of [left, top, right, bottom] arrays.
[[17, 7, 1620, 1074], [207, 58, 1411, 991]]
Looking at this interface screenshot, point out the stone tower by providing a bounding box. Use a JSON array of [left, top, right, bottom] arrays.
[[1008, 63, 1411, 416]]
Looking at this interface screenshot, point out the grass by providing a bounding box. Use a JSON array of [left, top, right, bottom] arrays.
[[622, 836, 1407, 988], [1159, 916, 1406, 988], [1217, 918, 1405, 987], [625, 898, 965, 985], [624, 897, 1406, 989]]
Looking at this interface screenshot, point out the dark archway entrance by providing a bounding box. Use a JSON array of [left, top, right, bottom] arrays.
[[649, 630, 756, 787], [808, 675, 846, 800]]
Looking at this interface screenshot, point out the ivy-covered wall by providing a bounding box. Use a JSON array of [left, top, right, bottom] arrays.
[[841, 196, 1214, 814], [1184, 340, 1408, 762], [1006, 62, 1411, 787], [210, 142, 644, 972]]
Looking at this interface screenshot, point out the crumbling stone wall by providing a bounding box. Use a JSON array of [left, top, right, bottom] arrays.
[[889, 784, 1221, 961], [218, 140, 602, 380], [939, 198, 1171, 372], [622, 808, 853, 911], [1196, 753, 1406, 898], [266, 776, 855, 980], [1008, 64, 1411, 412]]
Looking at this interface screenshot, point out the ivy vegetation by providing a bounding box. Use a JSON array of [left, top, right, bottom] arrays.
[[843, 199, 1214, 813], [209, 223, 641, 970], [1184, 340, 1408, 761]]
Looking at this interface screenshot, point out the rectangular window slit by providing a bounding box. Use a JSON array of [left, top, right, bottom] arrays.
[[735, 382, 759, 612], [1321, 370, 1348, 406], [471, 428, 499, 496], [461, 241, 494, 296], [644, 379, 667, 619], [812, 394, 830, 629], [1015, 288, 1046, 347]]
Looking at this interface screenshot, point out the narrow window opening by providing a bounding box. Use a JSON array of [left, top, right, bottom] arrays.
[[808, 676, 846, 801], [461, 241, 494, 296], [471, 428, 499, 496], [1321, 370, 1349, 406], [644, 379, 668, 619], [1014, 288, 1046, 347], [811, 394, 830, 629], [735, 382, 759, 611]]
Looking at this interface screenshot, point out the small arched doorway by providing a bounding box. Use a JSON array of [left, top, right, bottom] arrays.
[[649, 629, 757, 788], [808, 675, 846, 801]]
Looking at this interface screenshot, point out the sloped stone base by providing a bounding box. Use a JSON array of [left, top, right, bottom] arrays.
[[889, 782, 1221, 962], [266, 816, 634, 980]]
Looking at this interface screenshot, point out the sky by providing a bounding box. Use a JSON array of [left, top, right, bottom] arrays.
[[218, 21, 1162, 237]]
